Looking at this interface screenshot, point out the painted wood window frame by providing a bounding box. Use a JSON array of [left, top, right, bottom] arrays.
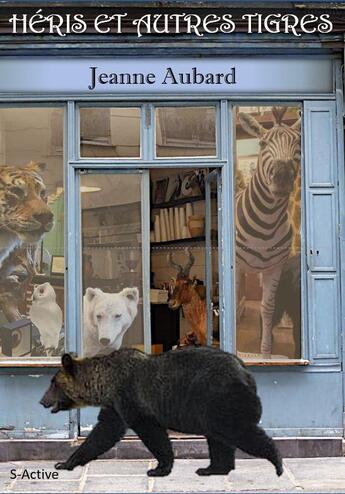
[[0, 101, 67, 368], [72, 101, 228, 358], [0, 59, 341, 373]]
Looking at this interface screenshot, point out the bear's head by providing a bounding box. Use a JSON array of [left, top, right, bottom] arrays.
[[84, 286, 139, 353], [40, 354, 83, 413]]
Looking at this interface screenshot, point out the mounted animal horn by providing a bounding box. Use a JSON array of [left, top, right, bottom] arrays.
[[167, 253, 183, 277], [182, 248, 195, 277]]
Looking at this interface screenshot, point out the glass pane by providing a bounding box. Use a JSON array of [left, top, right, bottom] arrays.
[[205, 175, 221, 347], [80, 108, 141, 158], [0, 108, 64, 359], [156, 107, 216, 158], [80, 173, 144, 357], [150, 168, 220, 350], [234, 106, 301, 362]]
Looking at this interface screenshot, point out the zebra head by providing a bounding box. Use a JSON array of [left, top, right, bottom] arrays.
[[238, 107, 301, 200]]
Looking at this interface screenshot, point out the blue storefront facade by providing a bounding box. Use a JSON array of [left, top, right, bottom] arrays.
[[0, 1, 344, 458]]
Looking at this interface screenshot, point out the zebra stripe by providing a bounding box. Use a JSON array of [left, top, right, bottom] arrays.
[[236, 108, 301, 355], [235, 121, 300, 273]]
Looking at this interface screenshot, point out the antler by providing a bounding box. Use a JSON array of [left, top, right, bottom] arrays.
[[183, 248, 195, 277], [167, 253, 183, 276]]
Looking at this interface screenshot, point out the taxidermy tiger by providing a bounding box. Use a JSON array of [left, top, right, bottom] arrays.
[[0, 162, 54, 321], [0, 161, 54, 266]]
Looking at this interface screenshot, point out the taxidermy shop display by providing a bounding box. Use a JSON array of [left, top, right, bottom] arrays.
[[168, 248, 207, 346], [29, 282, 62, 355], [0, 161, 54, 322], [83, 286, 139, 357], [40, 347, 283, 477], [260, 255, 301, 357], [236, 106, 301, 356]]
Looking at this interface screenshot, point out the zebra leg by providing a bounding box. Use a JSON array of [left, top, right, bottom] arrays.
[[235, 265, 244, 319], [260, 267, 283, 356]]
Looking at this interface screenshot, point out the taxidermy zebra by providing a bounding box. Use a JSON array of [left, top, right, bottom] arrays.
[[236, 107, 301, 356]]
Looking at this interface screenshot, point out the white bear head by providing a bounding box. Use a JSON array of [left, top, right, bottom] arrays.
[[83, 286, 139, 354], [32, 282, 57, 304]]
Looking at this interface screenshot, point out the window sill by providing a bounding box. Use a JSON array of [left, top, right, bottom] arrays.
[[245, 359, 310, 367], [0, 360, 60, 368], [0, 357, 311, 368]]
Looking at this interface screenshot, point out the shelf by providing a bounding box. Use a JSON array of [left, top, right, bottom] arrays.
[[83, 243, 135, 248], [151, 193, 216, 210], [84, 234, 218, 249], [151, 229, 219, 249], [151, 236, 206, 249]]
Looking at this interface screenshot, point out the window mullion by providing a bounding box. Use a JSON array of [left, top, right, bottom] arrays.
[[220, 101, 235, 353], [142, 103, 155, 161]]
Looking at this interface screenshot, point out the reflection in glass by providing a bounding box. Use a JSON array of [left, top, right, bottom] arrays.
[[156, 107, 216, 157], [80, 108, 141, 158], [234, 106, 301, 362], [0, 108, 64, 359], [80, 173, 144, 357]]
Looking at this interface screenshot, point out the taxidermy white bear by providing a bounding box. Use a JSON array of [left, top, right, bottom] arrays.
[[29, 282, 63, 355], [83, 287, 139, 358]]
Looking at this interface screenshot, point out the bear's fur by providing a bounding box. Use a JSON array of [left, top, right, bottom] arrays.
[[83, 287, 139, 357], [40, 347, 283, 477]]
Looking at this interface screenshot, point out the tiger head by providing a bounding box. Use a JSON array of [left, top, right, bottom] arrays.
[[0, 161, 54, 243]]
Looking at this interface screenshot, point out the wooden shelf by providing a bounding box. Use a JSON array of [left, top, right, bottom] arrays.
[[151, 236, 206, 249], [83, 243, 139, 248], [84, 236, 218, 249], [84, 243, 113, 248], [151, 230, 218, 249], [151, 193, 216, 210]]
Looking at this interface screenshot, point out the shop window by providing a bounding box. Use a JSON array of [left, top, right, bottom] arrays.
[[79, 167, 220, 359], [80, 107, 141, 158], [0, 107, 64, 360], [234, 105, 301, 362], [156, 107, 216, 158], [150, 168, 220, 350], [80, 172, 144, 356]]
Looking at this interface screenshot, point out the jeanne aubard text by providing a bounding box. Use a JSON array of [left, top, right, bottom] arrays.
[[88, 66, 237, 90]]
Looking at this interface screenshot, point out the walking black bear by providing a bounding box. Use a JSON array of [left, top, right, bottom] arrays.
[[40, 347, 283, 477]]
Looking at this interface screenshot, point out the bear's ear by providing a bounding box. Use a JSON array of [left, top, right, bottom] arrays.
[[85, 287, 103, 303], [61, 353, 75, 376], [121, 287, 139, 305]]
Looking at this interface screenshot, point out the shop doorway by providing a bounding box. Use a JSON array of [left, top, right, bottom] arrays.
[[77, 166, 222, 434]]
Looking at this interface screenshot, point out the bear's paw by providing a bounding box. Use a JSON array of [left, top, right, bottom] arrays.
[[147, 466, 172, 477], [196, 466, 231, 476], [55, 462, 74, 471]]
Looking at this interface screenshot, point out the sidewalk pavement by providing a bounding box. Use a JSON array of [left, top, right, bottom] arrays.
[[0, 457, 345, 493]]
